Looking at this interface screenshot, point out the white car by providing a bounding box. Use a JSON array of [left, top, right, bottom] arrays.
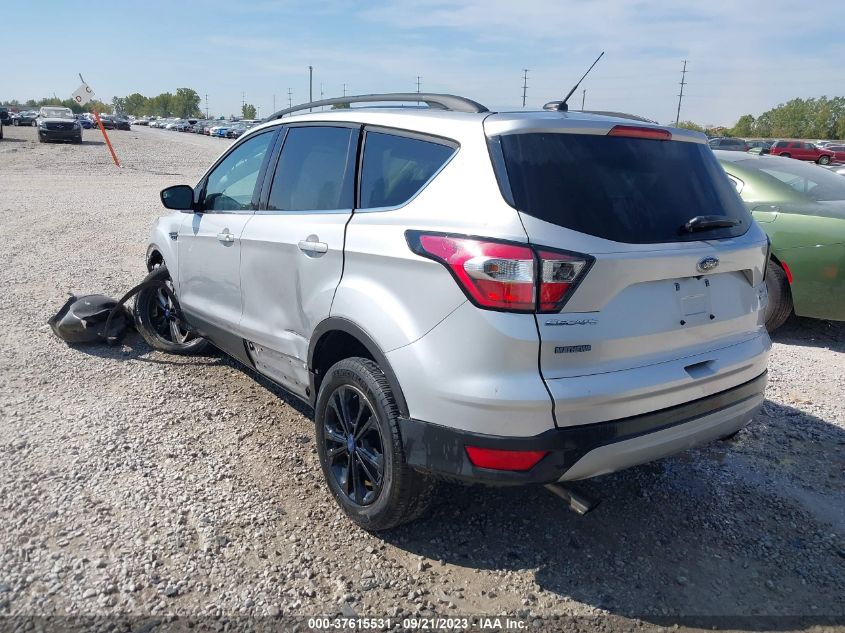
[[136, 93, 771, 530]]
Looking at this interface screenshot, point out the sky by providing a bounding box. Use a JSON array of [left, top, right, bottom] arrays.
[[3, 0, 844, 126]]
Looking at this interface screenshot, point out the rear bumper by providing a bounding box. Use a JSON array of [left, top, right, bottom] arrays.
[[399, 370, 767, 485]]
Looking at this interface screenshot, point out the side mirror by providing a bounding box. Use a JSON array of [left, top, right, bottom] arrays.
[[160, 185, 196, 212]]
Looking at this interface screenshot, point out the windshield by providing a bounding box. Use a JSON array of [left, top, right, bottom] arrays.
[[497, 132, 751, 244], [733, 157, 845, 202], [41, 107, 74, 119]]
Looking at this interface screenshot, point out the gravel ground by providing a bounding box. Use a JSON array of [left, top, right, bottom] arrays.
[[0, 123, 843, 631]]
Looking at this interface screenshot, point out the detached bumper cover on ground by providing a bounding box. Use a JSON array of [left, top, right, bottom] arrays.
[[400, 371, 767, 484]]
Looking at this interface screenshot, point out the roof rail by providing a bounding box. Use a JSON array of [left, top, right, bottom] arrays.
[[262, 92, 489, 122]]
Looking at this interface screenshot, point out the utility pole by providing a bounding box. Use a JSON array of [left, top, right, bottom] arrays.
[[242, 91, 245, 117], [309, 65, 313, 111], [521, 69, 529, 108], [272, 94, 275, 112], [205, 93, 208, 119], [343, 83, 347, 97], [675, 59, 688, 127], [287, 88, 293, 108], [416, 76, 421, 93], [581, 89, 586, 110]]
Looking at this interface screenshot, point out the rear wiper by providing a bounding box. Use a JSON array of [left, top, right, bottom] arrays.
[[681, 215, 741, 233]]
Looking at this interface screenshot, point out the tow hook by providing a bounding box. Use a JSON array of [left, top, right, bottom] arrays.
[[544, 483, 601, 515]]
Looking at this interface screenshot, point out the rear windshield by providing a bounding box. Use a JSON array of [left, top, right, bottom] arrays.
[[497, 132, 751, 243]]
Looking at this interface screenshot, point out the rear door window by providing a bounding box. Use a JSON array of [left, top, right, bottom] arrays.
[[497, 132, 751, 244], [359, 131, 456, 209], [267, 126, 356, 211]]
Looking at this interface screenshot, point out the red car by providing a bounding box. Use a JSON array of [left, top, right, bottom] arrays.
[[769, 140, 834, 164], [823, 144, 845, 163]]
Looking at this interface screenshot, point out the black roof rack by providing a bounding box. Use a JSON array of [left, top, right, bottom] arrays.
[[262, 92, 489, 122]]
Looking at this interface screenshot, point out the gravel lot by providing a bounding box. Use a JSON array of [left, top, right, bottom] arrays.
[[0, 123, 843, 630]]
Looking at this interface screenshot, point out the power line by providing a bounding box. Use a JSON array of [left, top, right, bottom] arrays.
[[675, 59, 688, 126], [521, 69, 529, 108]]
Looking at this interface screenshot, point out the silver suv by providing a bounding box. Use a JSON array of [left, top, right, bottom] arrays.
[[138, 93, 771, 530]]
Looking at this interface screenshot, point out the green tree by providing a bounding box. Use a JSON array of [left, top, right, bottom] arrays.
[[242, 103, 257, 119], [172, 88, 202, 118], [331, 102, 350, 110], [729, 114, 755, 137], [676, 120, 705, 133]]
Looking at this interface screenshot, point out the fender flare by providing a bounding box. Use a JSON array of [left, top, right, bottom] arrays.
[[308, 317, 409, 418]]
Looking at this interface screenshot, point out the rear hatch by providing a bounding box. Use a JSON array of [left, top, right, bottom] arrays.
[[485, 114, 768, 380]]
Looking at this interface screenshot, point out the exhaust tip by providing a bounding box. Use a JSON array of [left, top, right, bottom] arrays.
[[544, 483, 601, 515]]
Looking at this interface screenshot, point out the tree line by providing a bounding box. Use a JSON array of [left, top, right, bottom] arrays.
[[3, 97, 113, 114], [679, 96, 845, 139], [111, 88, 203, 119]]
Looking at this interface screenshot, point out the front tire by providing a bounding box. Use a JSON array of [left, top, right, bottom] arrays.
[[764, 260, 793, 332], [818, 155, 831, 165], [315, 357, 436, 531], [133, 265, 209, 354]]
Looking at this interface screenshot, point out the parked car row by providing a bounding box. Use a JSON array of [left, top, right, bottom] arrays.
[[136, 117, 260, 138], [709, 136, 841, 164]]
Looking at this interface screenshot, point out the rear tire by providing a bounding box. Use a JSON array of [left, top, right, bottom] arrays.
[[315, 357, 436, 531], [133, 265, 209, 354], [780, 153, 791, 158], [764, 260, 793, 332]]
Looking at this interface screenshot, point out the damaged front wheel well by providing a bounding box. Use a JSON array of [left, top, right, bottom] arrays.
[[146, 249, 164, 272]]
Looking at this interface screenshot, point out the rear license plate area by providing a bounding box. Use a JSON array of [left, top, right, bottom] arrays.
[[674, 277, 712, 326]]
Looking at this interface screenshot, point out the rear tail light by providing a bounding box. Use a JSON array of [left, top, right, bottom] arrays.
[[406, 231, 593, 313], [607, 124, 672, 141], [537, 250, 590, 311], [465, 446, 548, 471]]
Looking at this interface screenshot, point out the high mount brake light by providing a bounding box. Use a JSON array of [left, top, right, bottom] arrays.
[[406, 232, 593, 313], [608, 125, 672, 141]]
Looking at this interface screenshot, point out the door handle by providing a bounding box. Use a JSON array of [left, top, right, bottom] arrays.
[[298, 240, 328, 254], [217, 231, 235, 244]]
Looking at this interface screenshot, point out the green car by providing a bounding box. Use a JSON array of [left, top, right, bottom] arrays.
[[716, 150, 845, 331]]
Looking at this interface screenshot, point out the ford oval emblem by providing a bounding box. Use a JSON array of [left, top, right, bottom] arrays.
[[697, 256, 720, 273]]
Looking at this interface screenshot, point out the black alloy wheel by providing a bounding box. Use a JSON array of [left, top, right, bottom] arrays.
[[133, 265, 208, 354], [314, 357, 436, 530], [322, 384, 385, 506]]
